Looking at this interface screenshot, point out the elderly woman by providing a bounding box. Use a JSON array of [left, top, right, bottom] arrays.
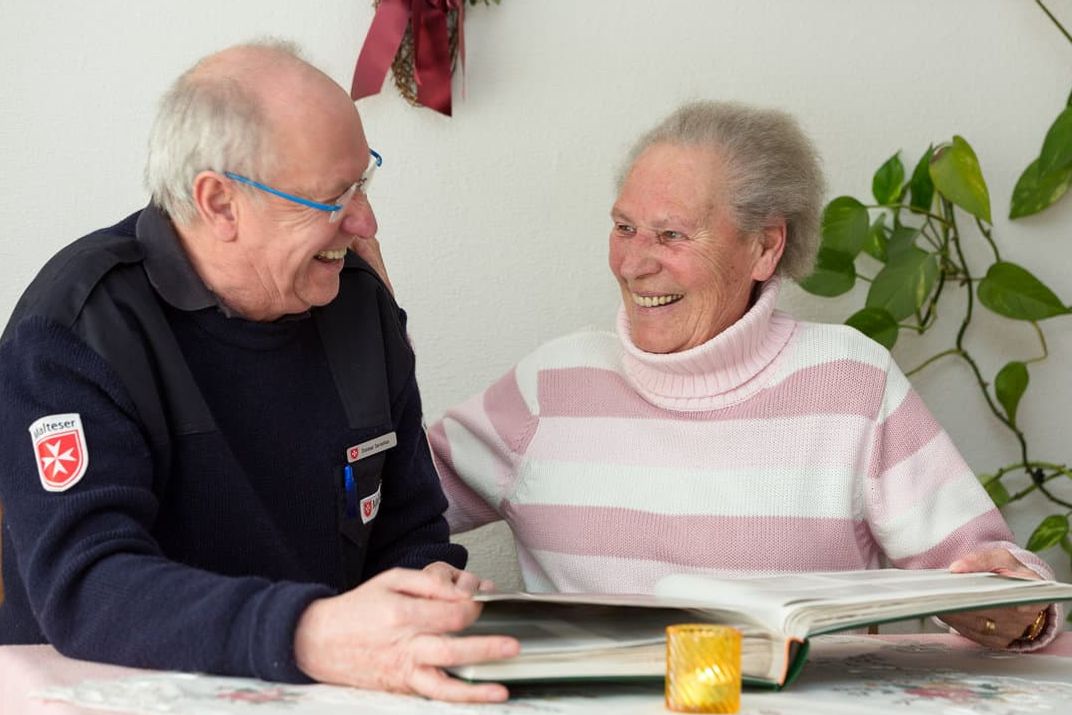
[[429, 101, 1059, 651]]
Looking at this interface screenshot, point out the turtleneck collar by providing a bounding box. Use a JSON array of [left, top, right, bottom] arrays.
[[616, 278, 796, 411]]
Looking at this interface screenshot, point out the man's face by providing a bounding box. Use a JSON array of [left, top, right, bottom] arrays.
[[609, 143, 767, 354], [232, 94, 377, 319]]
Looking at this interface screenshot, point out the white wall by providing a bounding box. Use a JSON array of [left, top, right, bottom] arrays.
[[3, 1, 1071, 587]]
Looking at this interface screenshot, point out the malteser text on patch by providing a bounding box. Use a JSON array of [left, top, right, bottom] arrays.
[[31, 418, 78, 440]]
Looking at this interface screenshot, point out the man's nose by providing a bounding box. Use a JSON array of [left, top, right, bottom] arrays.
[[339, 196, 378, 238]]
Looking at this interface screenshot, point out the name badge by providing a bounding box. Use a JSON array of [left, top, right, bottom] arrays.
[[346, 431, 397, 463]]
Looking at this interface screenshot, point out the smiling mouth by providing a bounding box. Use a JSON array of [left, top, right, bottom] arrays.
[[631, 293, 683, 308], [314, 248, 348, 262]]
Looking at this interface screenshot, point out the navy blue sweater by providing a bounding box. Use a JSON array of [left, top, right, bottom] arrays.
[[0, 208, 465, 681]]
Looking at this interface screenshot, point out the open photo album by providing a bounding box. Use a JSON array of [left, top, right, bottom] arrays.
[[449, 568, 1072, 689]]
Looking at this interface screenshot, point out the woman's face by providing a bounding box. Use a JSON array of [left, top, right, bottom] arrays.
[[608, 143, 782, 354]]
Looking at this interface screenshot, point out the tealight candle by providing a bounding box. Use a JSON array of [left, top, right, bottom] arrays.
[[665, 624, 741, 713]]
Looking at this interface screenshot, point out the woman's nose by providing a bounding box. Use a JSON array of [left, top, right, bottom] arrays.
[[619, 236, 660, 280]]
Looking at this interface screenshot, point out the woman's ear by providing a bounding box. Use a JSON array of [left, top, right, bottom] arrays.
[[751, 220, 787, 282], [190, 171, 239, 242]]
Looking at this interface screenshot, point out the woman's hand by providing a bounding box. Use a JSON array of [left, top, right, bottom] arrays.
[[940, 548, 1050, 648]]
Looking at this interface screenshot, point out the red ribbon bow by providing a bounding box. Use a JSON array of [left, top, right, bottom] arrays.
[[351, 0, 464, 116]]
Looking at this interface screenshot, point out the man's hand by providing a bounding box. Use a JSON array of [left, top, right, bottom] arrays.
[[349, 235, 394, 297], [940, 548, 1049, 648], [422, 560, 497, 595], [293, 564, 520, 702]]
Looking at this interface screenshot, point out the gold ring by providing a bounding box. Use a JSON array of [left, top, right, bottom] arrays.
[[1022, 610, 1047, 642], [982, 618, 997, 636]]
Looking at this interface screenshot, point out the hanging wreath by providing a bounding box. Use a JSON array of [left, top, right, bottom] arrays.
[[351, 0, 500, 116]]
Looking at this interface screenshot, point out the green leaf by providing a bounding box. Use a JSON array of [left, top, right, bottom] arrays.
[[872, 152, 905, 205], [862, 214, 889, 262], [1039, 106, 1072, 176], [886, 224, 920, 262], [1061, 535, 1072, 556], [977, 262, 1071, 320], [994, 361, 1029, 425], [929, 136, 992, 223], [909, 146, 935, 212], [820, 196, 869, 257], [798, 247, 856, 297], [983, 478, 1011, 508], [845, 307, 899, 349], [1009, 158, 1072, 219], [866, 247, 939, 321], [1026, 514, 1069, 552]]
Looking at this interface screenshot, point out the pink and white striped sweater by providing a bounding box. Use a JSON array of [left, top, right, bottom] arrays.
[[429, 280, 1056, 632]]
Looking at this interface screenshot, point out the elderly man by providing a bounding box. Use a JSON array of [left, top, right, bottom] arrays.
[[0, 41, 517, 702]]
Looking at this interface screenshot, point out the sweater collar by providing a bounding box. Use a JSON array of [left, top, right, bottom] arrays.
[[616, 278, 795, 411]]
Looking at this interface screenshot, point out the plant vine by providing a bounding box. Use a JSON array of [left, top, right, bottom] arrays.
[[800, 1, 1072, 588]]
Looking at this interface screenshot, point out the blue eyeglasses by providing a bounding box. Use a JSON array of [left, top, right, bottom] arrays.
[[224, 149, 382, 224]]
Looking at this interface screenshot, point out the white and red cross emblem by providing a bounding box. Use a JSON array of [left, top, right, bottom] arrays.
[[29, 413, 90, 492]]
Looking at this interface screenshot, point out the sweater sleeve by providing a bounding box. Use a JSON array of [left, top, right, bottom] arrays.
[[361, 373, 467, 576], [862, 357, 1062, 648], [428, 367, 539, 534], [0, 318, 331, 681]]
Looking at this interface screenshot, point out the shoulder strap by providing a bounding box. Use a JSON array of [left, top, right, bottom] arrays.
[[4, 215, 216, 493], [314, 258, 400, 429]]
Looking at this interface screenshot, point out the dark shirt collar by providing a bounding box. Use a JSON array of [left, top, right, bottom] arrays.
[[135, 203, 228, 314], [134, 203, 311, 322]]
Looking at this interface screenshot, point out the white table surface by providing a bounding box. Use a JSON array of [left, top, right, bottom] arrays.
[[3, 632, 1071, 714]]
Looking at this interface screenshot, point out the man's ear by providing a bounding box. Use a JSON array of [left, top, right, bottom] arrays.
[[191, 171, 239, 241], [751, 220, 787, 282]]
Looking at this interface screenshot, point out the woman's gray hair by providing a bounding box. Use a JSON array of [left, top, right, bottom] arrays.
[[617, 101, 825, 281], [144, 38, 304, 226]]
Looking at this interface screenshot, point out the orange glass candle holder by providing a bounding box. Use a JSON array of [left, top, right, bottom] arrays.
[[665, 624, 742, 713]]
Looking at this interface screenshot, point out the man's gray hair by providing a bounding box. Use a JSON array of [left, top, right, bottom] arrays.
[[618, 101, 825, 281], [144, 38, 304, 225]]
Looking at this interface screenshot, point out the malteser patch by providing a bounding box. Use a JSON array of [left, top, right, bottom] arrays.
[[29, 413, 89, 492], [360, 482, 382, 524]]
